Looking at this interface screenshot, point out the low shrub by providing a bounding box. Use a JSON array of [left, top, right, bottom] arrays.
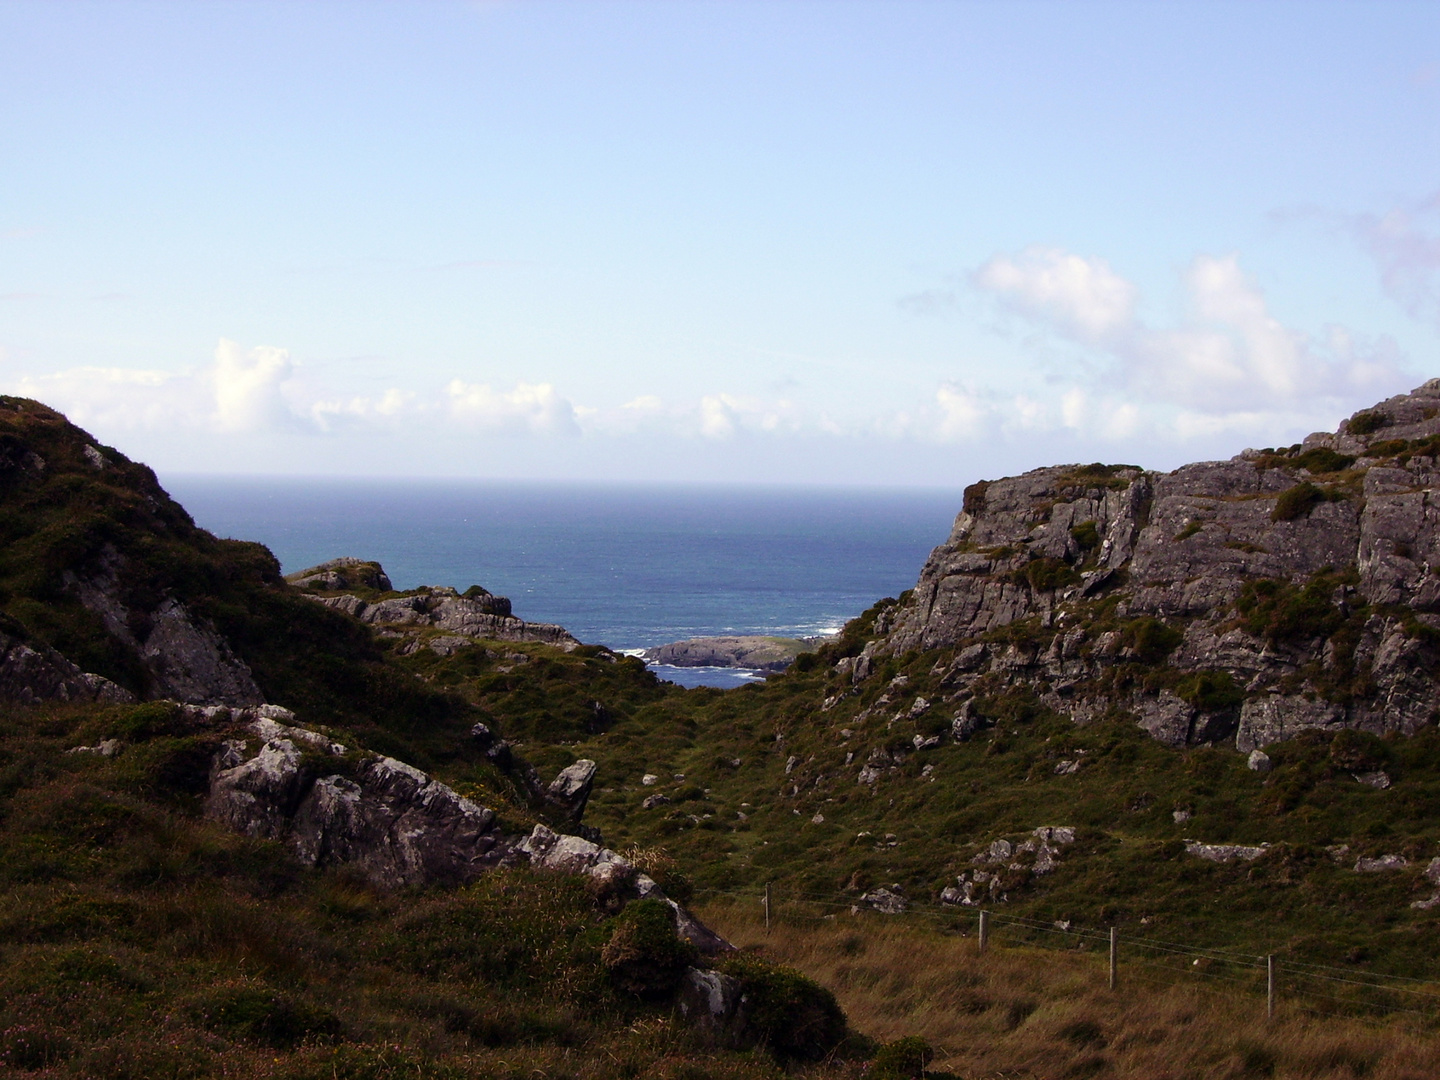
[[1121, 618, 1182, 664], [1346, 410, 1389, 436], [715, 952, 847, 1061], [195, 985, 344, 1048], [1069, 520, 1100, 553], [1273, 482, 1323, 522], [601, 898, 697, 1000], [1175, 670, 1243, 713], [873, 1034, 936, 1078]]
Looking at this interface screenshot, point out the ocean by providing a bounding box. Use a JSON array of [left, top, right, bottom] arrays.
[[162, 478, 963, 688]]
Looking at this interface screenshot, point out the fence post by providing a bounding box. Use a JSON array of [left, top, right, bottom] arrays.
[[764, 883, 771, 931], [1109, 927, 1118, 990], [1267, 955, 1275, 1019], [978, 909, 989, 954]]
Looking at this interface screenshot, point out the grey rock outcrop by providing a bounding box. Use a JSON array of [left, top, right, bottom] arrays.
[[313, 583, 577, 649], [643, 636, 810, 672], [676, 968, 749, 1047], [517, 823, 730, 953], [860, 380, 1440, 754], [63, 545, 262, 706], [286, 557, 393, 592], [205, 709, 504, 888], [0, 629, 135, 706], [547, 759, 597, 822], [198, 706, 729, 950]]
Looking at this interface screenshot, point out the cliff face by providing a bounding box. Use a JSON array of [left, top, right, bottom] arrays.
[[864, 379, 1440, 752]]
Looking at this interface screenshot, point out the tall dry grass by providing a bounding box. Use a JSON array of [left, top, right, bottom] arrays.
[[698, 899, 1440, 1079]]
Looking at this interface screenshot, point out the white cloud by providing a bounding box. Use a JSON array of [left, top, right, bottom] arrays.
[[212, 340, 295, 433], [444, 380, 579, 436], [1343, 191, 1440, 330], [974, 246, 1136, 339], [934, 383, 989, 441], [975, 246, 1408, 416], [5, 365, 194, 433], [699, 395, 737, 439]]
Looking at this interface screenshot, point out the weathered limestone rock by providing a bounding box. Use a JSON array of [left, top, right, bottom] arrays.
[[859, 381, 1440, 755], [547, 759, 597, 822], [1355, 854, 1408, 872], [313, 583, 577, 649], [517, 824, 730, 953], [199, 709, 729, 952], [643, 635, 810, 671], [677, 968, 749, 1047], [63, 547, 262, 706], [1236, 696, 1347, 753], [206, 711, 501, 887], [859, 886, 907, 914], [1185, 842, 1267, 863], [0, 629, 134, 706], [286, 557, 393, 592]]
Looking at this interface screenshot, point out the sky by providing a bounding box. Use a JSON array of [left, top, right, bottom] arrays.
[[2, 0, 1439, 487]]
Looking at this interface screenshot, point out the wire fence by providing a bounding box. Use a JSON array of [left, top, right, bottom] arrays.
[[690, 884, 1440, 1024]]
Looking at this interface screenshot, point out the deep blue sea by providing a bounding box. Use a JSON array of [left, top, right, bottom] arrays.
[[162, 478, 962, 688]]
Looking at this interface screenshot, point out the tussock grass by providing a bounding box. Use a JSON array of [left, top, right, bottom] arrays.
[[702, 899, 1440, 1079]]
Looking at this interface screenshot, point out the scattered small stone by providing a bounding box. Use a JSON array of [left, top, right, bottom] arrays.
[[913, 734, 941, 750], [785, 755, 799, 774], [641, 774, 657, 786], [673, 773, 685, 781], [1353, 770, 1391, 789], [641, 793, 671, 810], [1054, 920, 1071, 931], [1185, 841, 1267, 863], [1173, 809, 1192, 824], [811, 812, 825, 824], [1054, 759, 1080, 775], [66, 738, 121, 757], [921, 764, 935, 779], [860, 886, 907, 915], [1247, 750, 1272, 773], [1355, 854, 1408, 872]]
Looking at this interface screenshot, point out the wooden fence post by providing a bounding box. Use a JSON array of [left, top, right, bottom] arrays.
[[1267, 955, 1275, 1019], [978, 910, 989, 954], [1109, 927, 1118, 990]]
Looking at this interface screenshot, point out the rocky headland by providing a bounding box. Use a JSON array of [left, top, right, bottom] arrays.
[[643, 635, 817, 672], [843, 379, 1440, 754]]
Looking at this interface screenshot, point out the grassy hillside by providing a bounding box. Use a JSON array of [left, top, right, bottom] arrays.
[[397, 611, 1440, 986]]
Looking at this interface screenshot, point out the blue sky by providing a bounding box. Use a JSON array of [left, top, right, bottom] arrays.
[[2, 0, 1438, 485]]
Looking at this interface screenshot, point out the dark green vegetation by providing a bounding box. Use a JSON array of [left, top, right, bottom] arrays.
[[0, 697, 868, 1079]]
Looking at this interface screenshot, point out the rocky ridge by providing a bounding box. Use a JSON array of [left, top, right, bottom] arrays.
[[298, 565, 579, 652], [850, 380, 1440, 754], [129, 700, 730, 952], [643, 635, 813, 672]]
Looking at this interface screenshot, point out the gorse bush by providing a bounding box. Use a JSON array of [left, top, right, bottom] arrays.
[[715, 953, 847, 1062], [1347, 410, 1390, 436], [872, 1035, 935, 1078], [601, 898, 697, 1000]]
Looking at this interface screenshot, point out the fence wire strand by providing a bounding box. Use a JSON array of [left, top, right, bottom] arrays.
[[693, 884, 1440, 1022]]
